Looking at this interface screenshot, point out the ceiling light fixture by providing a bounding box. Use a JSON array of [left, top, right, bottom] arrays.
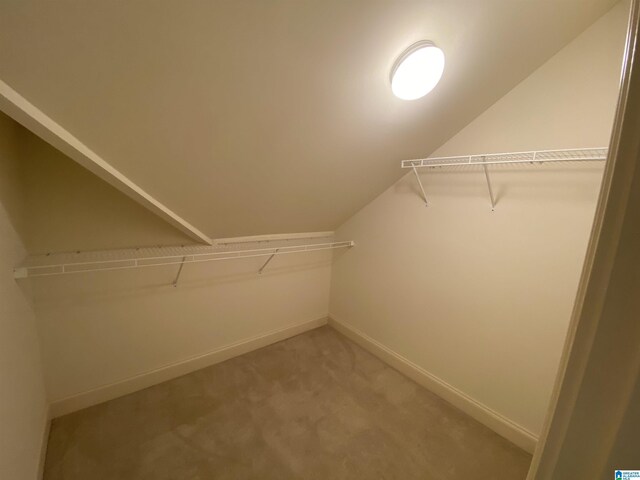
[[391, 41, 445, 100]]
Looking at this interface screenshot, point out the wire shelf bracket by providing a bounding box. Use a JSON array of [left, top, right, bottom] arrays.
[[258, 248, 279, 274], [172, 256, 187, 287], [401, 147, 608, 210], [411, 166, 429, 206], [482, 156, 496, 211]]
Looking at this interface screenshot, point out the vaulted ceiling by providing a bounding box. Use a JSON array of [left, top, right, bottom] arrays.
[[0, 0, 619, 240]]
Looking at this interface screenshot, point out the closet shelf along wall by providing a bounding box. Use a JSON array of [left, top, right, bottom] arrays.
[[13, 240, 355, 282], [402, 147, 608, 209]]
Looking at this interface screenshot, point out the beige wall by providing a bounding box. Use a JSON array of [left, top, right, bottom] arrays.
[[11, 91, 335, 418], [0, 112, 49, 479], [0, 106, 336, 420], [30, 241, 333, 411], [330, 2, 628, 439]]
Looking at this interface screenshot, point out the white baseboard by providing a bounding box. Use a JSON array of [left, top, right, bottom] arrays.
[[50, 316, 328, 418], [328, 316, 537, 454]]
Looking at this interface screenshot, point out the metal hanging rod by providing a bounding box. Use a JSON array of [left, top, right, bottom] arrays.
[[401, 147, 608, 209], [14, 241, 355, 279]]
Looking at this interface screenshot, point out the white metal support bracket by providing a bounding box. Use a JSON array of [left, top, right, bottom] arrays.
[[172, 256, 187, 287], [258, 248, 279, 274], [482, 156, 496, 211], [411, 166, 429, 206]]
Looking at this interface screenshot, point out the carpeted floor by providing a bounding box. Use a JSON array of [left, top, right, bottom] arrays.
[[44, 326, 531, 479]]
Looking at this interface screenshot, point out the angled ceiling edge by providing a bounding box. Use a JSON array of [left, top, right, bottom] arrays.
[[0, 79, 212, 245]]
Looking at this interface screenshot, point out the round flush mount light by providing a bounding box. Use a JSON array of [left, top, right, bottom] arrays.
[[390, 41, 445, 100]]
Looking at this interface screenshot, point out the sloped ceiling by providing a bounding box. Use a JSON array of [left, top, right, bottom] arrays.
[[0, 0, 619, 240], [17, 117, 195, 253]]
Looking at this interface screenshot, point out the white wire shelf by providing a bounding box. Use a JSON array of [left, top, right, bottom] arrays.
[[401, 147, 608, 169], [400, 147, 608, 209], [14, 241, 355, 280]]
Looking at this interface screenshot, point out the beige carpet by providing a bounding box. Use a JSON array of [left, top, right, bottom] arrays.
[[44, 325, 531, 479]]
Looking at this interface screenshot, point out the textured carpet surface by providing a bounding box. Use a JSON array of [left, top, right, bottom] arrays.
[[44, 325, 531, 479]]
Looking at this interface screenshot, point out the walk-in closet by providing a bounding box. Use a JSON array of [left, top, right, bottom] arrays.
[[1, 1, 639, 479]]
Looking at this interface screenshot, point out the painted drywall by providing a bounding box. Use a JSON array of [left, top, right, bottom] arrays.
[[29, 237, 335, 412], [19, 130, 194, 254], [0, 0, 618, 239], [0, 112, 49, 478], [330, 2, 628, 440], [8, 99, 338, 421], [10, 62, 335, 419]]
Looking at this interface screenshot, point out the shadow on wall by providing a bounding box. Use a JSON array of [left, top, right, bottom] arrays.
[[0, 112, 29, 247]]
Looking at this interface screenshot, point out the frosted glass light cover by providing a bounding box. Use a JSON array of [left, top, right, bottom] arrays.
[[391, 42, 445, 100]]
